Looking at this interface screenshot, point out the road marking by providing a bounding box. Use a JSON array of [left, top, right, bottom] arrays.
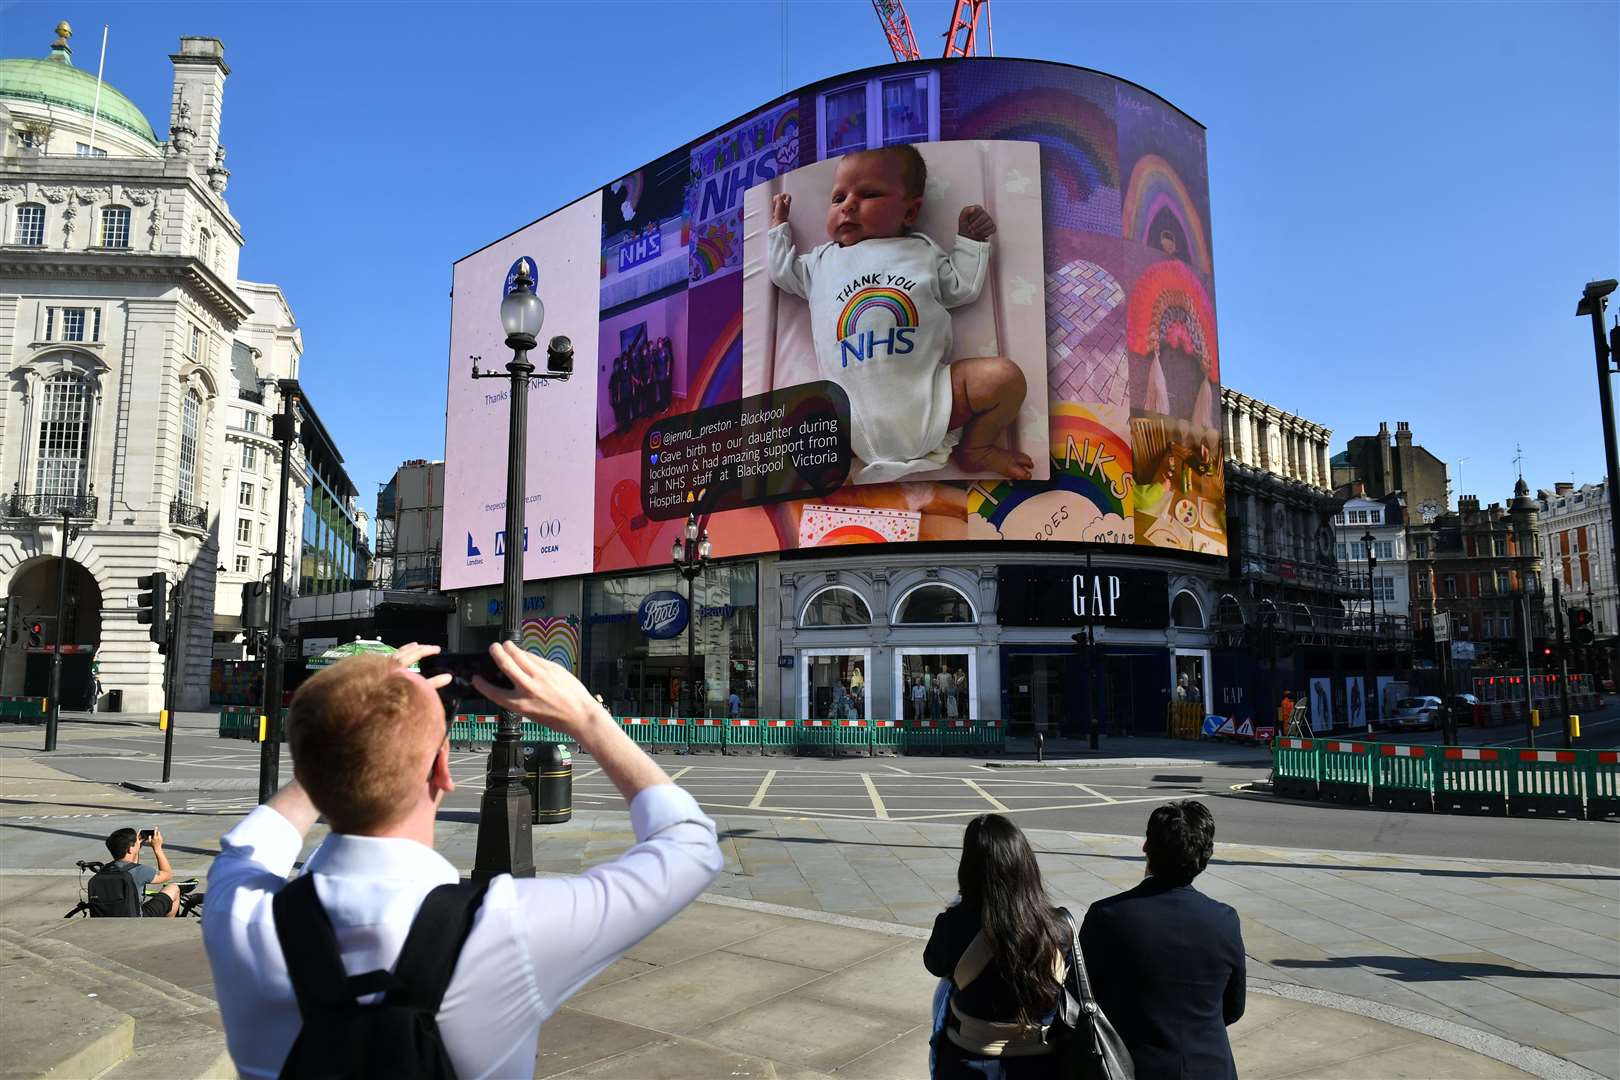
[[573, 767, 603, 781], [748, 770, 776, 809], [1069, 782, 1117, 804], [879, 762, 912, 775], [861, 773, 890, 819], [669, 766, 693, 781], [959, 778, 1009, 811]]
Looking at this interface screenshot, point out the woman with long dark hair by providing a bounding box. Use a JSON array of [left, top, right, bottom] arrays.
[[924, 814, 1068, 1078]]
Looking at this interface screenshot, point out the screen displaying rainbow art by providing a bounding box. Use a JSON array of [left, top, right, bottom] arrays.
[[442, 59, 1225, 591]]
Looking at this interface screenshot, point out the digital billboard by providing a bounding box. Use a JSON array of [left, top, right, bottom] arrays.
[[443, 59, 1224, 591]]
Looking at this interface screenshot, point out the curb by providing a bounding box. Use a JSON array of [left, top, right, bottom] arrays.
[[121, 778, 260, 793]]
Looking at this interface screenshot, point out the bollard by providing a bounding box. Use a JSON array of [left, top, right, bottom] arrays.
[[1531, 708, 1541, 729], [1034, 728, 1044, 762], [523, 742, 573, 825], [1571, 714, 1581, 739]]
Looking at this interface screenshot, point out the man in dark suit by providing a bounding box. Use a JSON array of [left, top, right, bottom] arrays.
[[1079, 801, 1245, 1080]]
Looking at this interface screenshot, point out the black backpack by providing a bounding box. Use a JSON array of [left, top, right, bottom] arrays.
[[87, 863, 142, 917], [271, 874, 489, 1080]]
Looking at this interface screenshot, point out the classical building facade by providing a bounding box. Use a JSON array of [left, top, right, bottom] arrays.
[[0, 23, 304, 709], [1537, 480, 1614, 675], [1332, 492, 1410, 627]]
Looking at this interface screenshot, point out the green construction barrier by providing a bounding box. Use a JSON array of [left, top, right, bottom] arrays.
[[834, 719, 870, 755], [1317, 739, 1372, 805], [1508, 749, 1584, 819], [905, 720, 945, 755], [1434, 746, 1509, 816], [940, 720, 978, 755], [654, 718, 687, 748], [688, 718, 727, 751], [218, 707, 257, 740], [760, 719, 797, 753], [2, 695, 47, 721], [454, 714, 499, 746], [869, 720, 903, 755], [797, 719, 842, 755], [1371, 744, 1435, 812], [726, 718, 763, 752], [1271, 738, 1319, 799], [620, 717, 659, 750], [1585, 750, 1620, 820], [979, 721, 1006, 755]]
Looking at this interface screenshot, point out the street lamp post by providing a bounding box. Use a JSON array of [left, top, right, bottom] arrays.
[[258, 380, 302, 804], [1576, 279, 1620, 682], [671, 513, 711, 719], [1518, 590, 1535, 748], [469, 263, 573, 883], [1362, 530, 1378, 728], [44, 507, 75, 752]]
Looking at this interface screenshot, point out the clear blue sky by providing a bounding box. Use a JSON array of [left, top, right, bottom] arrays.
[[5, 0, 1616, 521]]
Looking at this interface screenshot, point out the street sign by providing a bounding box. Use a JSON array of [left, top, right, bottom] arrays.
[[1433, 612, 1450, 642], [1450, 640, 1476, 661]]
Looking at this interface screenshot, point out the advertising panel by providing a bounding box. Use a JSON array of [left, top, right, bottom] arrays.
[[445, 60, 1225, 589]]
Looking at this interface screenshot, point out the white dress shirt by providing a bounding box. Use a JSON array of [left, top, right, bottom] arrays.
[[202, 785, 721, 1079]]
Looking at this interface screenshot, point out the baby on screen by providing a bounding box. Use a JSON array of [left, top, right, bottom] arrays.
[[767, 145, 1033, 483]]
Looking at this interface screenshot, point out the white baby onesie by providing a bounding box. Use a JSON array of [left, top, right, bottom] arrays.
[[767, 224, 989, 483]]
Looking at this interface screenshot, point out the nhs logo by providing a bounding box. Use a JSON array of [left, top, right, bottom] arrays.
[[696, 153, 780, 223], [617, 228, 663, 273]]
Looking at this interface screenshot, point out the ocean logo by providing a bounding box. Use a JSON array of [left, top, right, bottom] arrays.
[[1122, 155, 1211, 275], [836, 286, 919, 339], [1126, 259, 1217, 383], [520, 616, 581, 673]]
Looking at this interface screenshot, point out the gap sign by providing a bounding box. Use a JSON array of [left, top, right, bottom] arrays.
[[997, 566, 1169, 629]]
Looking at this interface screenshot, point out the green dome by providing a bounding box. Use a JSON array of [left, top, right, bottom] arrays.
[[0, 57, 159, 147]]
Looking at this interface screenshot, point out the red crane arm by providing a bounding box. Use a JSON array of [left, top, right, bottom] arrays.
[[871, 0, 923, 62], [942, 0, 989, 57]]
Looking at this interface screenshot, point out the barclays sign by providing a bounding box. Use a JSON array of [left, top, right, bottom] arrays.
[[638, 590, 689, 639]]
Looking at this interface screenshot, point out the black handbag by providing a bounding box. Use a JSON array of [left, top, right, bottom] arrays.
[[1050, 907, 1134, 1080]]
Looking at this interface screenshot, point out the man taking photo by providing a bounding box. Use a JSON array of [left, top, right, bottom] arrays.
[[202, 641, 722, 1078], [99, 827, 181, 918]]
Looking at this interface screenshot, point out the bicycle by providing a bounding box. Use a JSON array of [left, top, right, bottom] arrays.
[[63, 859, 204, 919]]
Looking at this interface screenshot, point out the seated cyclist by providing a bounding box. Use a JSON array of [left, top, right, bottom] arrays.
[[101, 827, 181, 918]]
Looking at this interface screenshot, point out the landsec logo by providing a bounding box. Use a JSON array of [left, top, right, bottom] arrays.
[[638, 590, 689, 639]]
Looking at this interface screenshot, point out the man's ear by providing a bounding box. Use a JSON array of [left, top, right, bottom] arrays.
[[430, 742, 455, 798]]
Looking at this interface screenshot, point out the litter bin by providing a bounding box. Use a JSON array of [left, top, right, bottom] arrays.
[[521, 742, 572, 825], [106, 689, 123, 712]]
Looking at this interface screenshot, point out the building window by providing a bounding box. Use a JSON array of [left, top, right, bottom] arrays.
[[1414, 538, 1428, 559], [241, 443, 257, 471], [238, 481, 253, 508], [800, 586, 872, 627], [99, 206, 130, 248], [236, 518, 252, 545], [894, 583, 975, 625], [1415, 575, 1430, 598], [817, 72, 939, 159], [897, 648, 975, 722], [1497, 571, 1511, 594], [198, 226, 212, 266], [34, 373, 91, 497], [1170, 591, 1206, 629], [1375, 540, 1394, 561], [188, 325, 204, 360], [43, 306, 102, 343], [177, 389, 201, 505], [1335, 542, 1347, 563], [242, 409, 259, 433], [235, 554, 250, 574], [15, 203, 45, 246], [1373, 575, 1396, 602], [1444, 575, 1456, 597]]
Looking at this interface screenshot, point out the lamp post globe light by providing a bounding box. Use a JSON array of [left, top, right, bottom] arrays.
[[469, 263, 571, 882], [671, 513, 711, 720]]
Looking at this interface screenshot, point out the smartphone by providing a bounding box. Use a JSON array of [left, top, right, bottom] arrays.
[[417, 652, 515, 698], [138, 829, 156, 842]]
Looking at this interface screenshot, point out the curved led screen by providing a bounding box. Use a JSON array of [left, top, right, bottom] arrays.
[[443, 58, 1224, 590]]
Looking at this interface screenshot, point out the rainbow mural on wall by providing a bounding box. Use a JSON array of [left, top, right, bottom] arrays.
[[968, 403, 1134, 543], [1122, 154, 1211, 275], [520, 615, 581, 673], [1126, 259, 1218, 383]]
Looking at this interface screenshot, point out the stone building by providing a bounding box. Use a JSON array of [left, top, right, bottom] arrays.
[[1332, 421, 1449, 524], [0, 23, 304, 709], [1332, 492, 1410, 629], [1537, 480, 1614, 677]]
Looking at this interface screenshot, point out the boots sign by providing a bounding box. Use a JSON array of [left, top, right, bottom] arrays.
[[997, 566, 1170, 629]]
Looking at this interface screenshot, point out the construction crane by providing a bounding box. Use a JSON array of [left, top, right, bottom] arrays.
[[871, 0, 991, 62]]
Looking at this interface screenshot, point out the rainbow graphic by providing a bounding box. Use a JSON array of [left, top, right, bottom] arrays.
[[1122, 155, 1211, 275], [836, 286, 919, 340], [770, 105, 799, 145], [520, 616, 581, 674], [691, 222, 738, 280], [968, 404, 1134, 541], [956, 88, 1119, 231], [1126, 260, 1217, 382]]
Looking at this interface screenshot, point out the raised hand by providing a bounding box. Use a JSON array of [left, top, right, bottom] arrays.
[[473, 641, 609, 740], [393, 642, 452, 689], [771, 192, 792, 227]]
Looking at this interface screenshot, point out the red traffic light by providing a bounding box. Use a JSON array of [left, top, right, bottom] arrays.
[[30, 622, 41, 634]]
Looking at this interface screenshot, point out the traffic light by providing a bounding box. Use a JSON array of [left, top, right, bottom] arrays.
[[241, 580, 267, 631], [1570, 607, 1596, 647], [28, 621, 42, 647], [136, 572, 168, 650]]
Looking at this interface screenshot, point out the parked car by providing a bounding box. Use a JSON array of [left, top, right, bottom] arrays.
[[1390, 695, 1442, 730], [1451, 693, 1480, 710]]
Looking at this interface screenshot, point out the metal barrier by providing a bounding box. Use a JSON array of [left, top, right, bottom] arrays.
[[835, 718, 870, 755], [1167, 702, 1203, 739], [1435, 747, 1508, 816], [941, 719, 978, 755], [218, 707, 258, 740], [1509, 749, 1583, 819], [1271, 738, 1318, 799], [620, 716, 659, 750], [0, 695, 47, 720], [797, 718, 842, 756], [1318, 740, 1373, 805], [726, 717, 762, 753], [979, 720, 1006, 754], [870, 719, 902, 755], [1586, 751, 1620, 820], [689, 717, 726, 752], [655, 717, 686, 749], [760, 719, 798, 754], [1372, 744, 1434, 812]]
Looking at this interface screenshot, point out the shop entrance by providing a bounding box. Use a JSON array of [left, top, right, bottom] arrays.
[[613, 656, 691, 718], [1005, 653, 1067, 736], [800, 648, 872, 720]]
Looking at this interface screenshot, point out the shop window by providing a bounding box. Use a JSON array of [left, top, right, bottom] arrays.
[[1170, 591, 1205, 629], [804, 650, 871, 721], [893, 583, 974, 625], [897, 648, 974, 721], [801, 585, 871, 627]]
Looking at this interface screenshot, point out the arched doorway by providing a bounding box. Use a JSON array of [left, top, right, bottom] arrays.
[[4, 557, 102, 704]]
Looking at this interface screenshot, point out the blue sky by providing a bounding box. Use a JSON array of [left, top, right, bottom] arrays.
[[4, 0, 1616, 522]]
